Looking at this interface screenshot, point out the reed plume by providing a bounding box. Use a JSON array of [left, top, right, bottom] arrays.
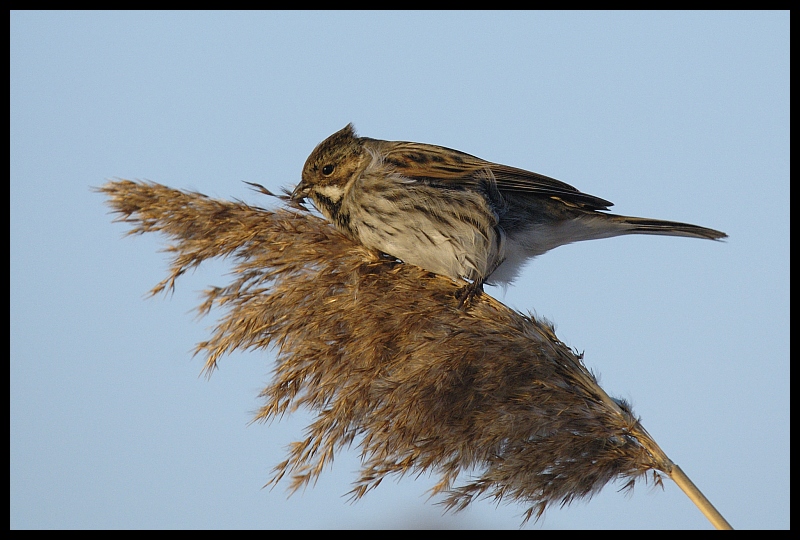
[[98, 179, 730, 528]]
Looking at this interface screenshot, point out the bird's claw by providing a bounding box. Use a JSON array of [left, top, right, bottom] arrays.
[[455, 280, 484, 309]]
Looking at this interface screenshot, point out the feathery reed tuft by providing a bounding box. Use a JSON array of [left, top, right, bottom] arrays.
[[98, 180, 730, 527]]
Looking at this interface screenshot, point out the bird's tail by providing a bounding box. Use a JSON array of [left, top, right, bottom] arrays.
[[608, 214, 727, 241]]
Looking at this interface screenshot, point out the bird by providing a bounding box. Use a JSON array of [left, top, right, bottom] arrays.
[[291, 124, 726, 301]]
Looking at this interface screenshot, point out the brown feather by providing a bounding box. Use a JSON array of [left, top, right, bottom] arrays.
[[372, 140, 614, 210]]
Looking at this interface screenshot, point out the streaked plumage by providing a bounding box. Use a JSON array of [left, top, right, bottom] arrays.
[[292, 124, 726, 291]]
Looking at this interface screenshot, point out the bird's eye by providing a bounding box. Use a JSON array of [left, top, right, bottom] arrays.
[[322, 164, 335, 176]]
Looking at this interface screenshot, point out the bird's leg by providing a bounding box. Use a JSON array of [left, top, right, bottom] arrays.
[[455, 254, 503, 308], [455, 279, 484, 308]]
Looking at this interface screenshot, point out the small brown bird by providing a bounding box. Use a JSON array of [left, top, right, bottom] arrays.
[[292, 124, 726, 297]]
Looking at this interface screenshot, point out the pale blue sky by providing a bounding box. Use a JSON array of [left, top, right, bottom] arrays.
[[10, 11, 788, 529]]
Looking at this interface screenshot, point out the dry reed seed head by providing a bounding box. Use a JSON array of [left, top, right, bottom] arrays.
[[99, 180, 670, 524]]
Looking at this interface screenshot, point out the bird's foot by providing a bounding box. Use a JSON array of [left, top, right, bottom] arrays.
[[455, 280, 484, 309]]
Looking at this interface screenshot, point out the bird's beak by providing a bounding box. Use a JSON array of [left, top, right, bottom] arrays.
[[291, 182, 309, 202]]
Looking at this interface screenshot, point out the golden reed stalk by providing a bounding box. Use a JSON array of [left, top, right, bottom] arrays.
[[98, 180, 731, 528]]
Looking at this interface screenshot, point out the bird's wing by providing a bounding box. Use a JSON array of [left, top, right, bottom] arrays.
[[376, 141, 614, 211]]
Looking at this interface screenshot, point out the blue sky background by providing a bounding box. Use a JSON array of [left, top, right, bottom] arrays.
[[10, 11, 788, 529]]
